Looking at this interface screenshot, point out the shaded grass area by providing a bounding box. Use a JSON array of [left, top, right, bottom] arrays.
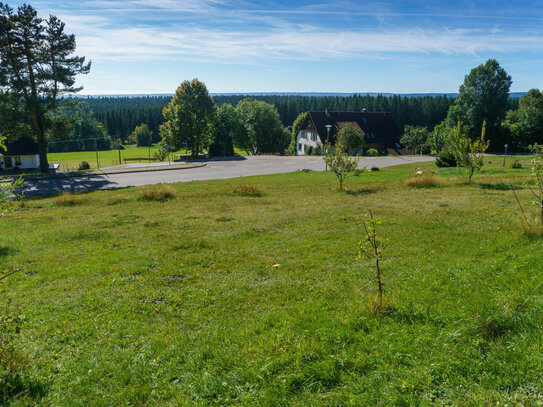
[[1, 160, 543, 405]]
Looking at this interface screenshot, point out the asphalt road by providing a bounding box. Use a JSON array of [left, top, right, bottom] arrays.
[[21, 155, 435, 196]]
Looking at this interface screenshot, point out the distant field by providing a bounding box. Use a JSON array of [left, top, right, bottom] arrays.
[[48, 145, 249, 170], [2, 157, 542, 405], [48, 144, 165, 170]]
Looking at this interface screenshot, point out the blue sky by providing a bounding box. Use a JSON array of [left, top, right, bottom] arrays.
[[9, 0, 543, 94]]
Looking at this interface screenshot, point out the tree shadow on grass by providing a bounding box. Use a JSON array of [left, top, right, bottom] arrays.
[[0, 372, 48, 405], [381, 306, 448, 328], [344, 187, 379, 196], [0, 247, 19, 257], [478, 182, 524, 191]]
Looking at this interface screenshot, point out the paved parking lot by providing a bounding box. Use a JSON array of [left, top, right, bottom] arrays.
[[21, 155, 435, 196]]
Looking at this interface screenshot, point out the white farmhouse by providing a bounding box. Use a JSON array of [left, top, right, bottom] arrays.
[[0, 137, 40, 170], [296, 109, 403, 155]]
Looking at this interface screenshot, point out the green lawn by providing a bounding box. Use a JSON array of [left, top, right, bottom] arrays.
[[48, 146, 250, 170], [1, 157, 543, 405], [48, 144, 166, 170]]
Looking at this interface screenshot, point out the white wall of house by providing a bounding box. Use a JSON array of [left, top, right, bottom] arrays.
[[0, 154, 39, 170], [296, 130, 322, 155]]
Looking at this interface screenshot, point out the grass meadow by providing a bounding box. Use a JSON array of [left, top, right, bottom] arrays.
[[1, 156, 543, 405]]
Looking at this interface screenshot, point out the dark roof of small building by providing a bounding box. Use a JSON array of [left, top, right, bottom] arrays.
[[3, 137, 39, 155], [304, 111, 400, 148]]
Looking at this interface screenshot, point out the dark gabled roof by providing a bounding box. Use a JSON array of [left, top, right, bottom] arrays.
[[3, 137, 39, 155], [305, 111, 400, 148]]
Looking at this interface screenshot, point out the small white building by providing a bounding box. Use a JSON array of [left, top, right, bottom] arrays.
[[0, 137, 40, 170]]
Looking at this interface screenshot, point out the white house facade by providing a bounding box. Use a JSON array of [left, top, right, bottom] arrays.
[[296, 130, 322, 155], [0, 138, 40, 170]]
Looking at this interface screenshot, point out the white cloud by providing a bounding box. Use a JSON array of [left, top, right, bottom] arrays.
[[71, 23, 543, 64]]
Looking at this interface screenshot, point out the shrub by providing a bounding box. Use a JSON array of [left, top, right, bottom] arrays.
[[510, 159, 522, 169], [138, 185, 176, 201], [55, 192, 87, 206], [367, 148, 378, 157], [435, 150, 457, 167], [78, 161, 91, 171], [405, 171, 441, 188], [154, 147, 169, 162], [232, 185, 263, 197], [305, 146, 314, 156], [313, 143, 322, 156]]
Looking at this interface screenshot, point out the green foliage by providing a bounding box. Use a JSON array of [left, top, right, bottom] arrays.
[[430, 121, 450, 153], [153, 147, 169, 162], [287, 112, 308, 155], [447, 59, 512, 147], [0, 3, 90, 172], [208, 104, 239, 157], [522, 143, 543, 234], [77, 161, 90, 171], [358, 211, 388, 311], [337, 123, 365, 154], [435, 150, 457, 167], [448, 121, 489, 181], [504, 89, 543, 149], [160, 79, 216, 157], [305, 145, 314, 156], [367, 148, 378, 157], [235, 99, 289, 154], [48, 101, 111, 152], [0, 178, 23, 217], [313, 143, 322, 156], [129, 123, 152, 147], [510, 159, 523, 169], [323, 142, 360, 190], [400, 125, 430, 153]]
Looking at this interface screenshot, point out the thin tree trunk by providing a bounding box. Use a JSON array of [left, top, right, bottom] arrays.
[[376, 252, 382, 310]]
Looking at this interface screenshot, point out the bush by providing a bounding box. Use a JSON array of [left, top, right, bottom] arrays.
[[138, 185, 176, 201], [435, 150, 457, 167], [232, 185, 263, 197], [78, 161, 91, 171], [305, 146, 314, 156], [153, 148, 169, 162], [367, 148, 378, 157], [55, 192, 87, 206], [405, 171, 441, 188], [313, 143, 322, 156], [510, 159, 523, 169]]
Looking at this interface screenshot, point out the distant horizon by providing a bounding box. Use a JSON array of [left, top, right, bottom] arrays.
[[74, 91, 528, 98]]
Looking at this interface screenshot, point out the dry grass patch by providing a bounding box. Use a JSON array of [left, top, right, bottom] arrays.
[[405, 171, 442, 188], [54, 191, 88, 206], [106, 195, 129, 205], [232, 184, 264, 197], [138, 185, 176, 201]]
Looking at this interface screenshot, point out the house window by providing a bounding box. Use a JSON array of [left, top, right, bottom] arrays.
[[15, 156, 21, 165], [298, 143, 302, 151]]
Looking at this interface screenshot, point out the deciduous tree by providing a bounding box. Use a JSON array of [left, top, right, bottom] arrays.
[[337, 123, 365, 154], [236, 99, 289, 154], [160, 79, 216, 157], [447, 59, 511, 147]]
